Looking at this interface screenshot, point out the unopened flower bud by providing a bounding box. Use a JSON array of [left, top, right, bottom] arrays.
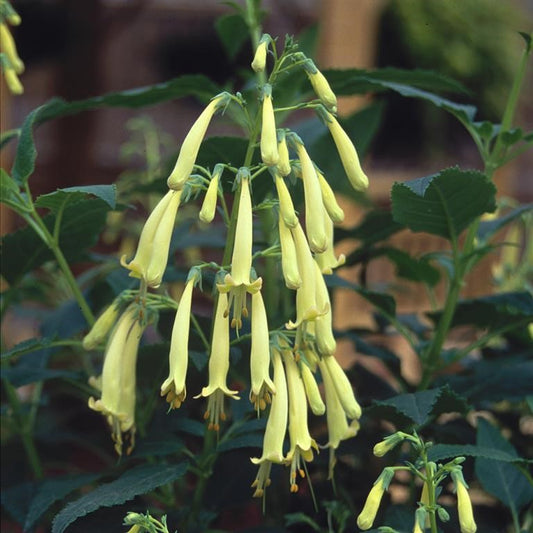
[[451, 470, 477, 533], [304, 59, 337, 113], [357, 469, 394, 530], [277, 130, 292, 176], [373, 432, 405, 457], [251, 35, 270, 72], [199, 165, 223, 223], [260, 85, 279, 166], [83, 301, 121, 350], [300, 362, 325, 415]]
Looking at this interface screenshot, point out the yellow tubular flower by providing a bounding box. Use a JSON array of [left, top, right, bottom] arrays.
[[413, 507, 426, 533], [251, 36, 268, 72], [146, 190, 182, 288], [218, 172, 262, 329], [167, 93, 228, 190], [313, 260, 336, 356], [315, 213, 345, 274], [286, 223, 328, 329], [195, 292, 239, 431], [324, 111, 369, 192], [260, 85, 279, 166], [452, 471, 477, 533], [0, 23, 24, 74], [373, 432, 405, 457], [323, 354, 361, 419], [250, 348, 288, 496], [82, 301, 121, 350], [300, 362, 325, 416], [318, 357, 359, 478], [357, 472, 390, 530], [121, 189, 174, 280], [88, 304, 145, 455], [275, 173, 298, 228], [282, 349, 318, 493], [199, 165, 223, 223], [278, 214, 302, 290], [316, 169, 344, 223], [294, 140, 327, 253], [277, 130, 292, 176], [4, 67, 22, 94], [250, 290, 276, 410], [305, 59, 337, 113], [161, 271, 198, 409]]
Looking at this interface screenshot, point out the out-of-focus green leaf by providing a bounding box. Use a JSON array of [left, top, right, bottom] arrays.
[[0, 169, 25, 212], [391, 167, 497, 240], [477, 203, 532, 242], [429, 444, 526, 464], [0, 197, 111, 285], [215, 13, 249, 60], [384, 248, 440, 286], [35, 185, 116, 212], [335, 209, 404, 246], [428, 291, 533, 329], [475, 418, 533, 511], [217, 432, 263, 453], [24, 474, 99, 531], [51, 463, 188, 533], [1, 337, 55, 361]]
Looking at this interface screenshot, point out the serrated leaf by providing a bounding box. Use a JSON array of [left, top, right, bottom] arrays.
[[24, 474, 99, 531], [215, 13, 249, 60], [428, 444, 526, 463], [477, 204, 533, 242], [35, 185, 116, 213], [428, 291, 533, 329], [1, 337, 55, 361], [391, 167, 497, 240], [51, 463, 188, 533], [475, 419, 533, 511], [0, 197, 111, 285]]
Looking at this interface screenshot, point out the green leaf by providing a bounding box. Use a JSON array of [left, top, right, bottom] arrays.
[[2, 365, 80, 387], [391, 167, 497, 240], [336, 209, 404, 246], [428, 291, 533, 329], [1, 337, 55, 361], [24, 474, 99, 531], [367, 387, 468, 428], [325, 67, 470, 96], [217, 432, 263, 453], [196, 136, 249, 171], [0, 168, 25, 212], [384, 248, 440, 286], [284, 512, 322, 532], [35, 185, 116, 212], [51, 463, 188, 533], [477, 203, 533, 242], [428, 444, 527, 464], [475, 419, 533, 511], [0, 197, 111, 285], [215, 13, 249, 60]]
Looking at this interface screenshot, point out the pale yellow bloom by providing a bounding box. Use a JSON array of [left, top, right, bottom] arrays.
[[0, 22, 24, 74], [217, 173, 262, 329], [82, 301, 121, 350], [275, 173, 298, 228], [161, 271, 198, 409], [373, 432, 405, 457], [282, 349, 318, 493], [250, 290, 276, 410], [318, 357, 359, 478], [195, 292, 239, 431], [276, 130, 292, 176], [315, 213, 345, 274], [413, 507, 426, 533], [324, 111, 369, 192], [121, 189, 174, 282], [145, 190, 182, 288], [199, 165, 223, 223], [3, 67, 22, 94], [278, 214, 302, 290], [167, 93, 228, 190], [88, 304, 145, 455], [305, 59, 337, 113], [322, 354, 361, 419], [313, 261, 336, 356], [452, 471, 477, 533], [260, 85, 279, 166], [357, 474, 389, 530], [300, 362, 325, 416], [251, 36, 269, 72], [286, 223, 328, 329], [294, 140, 327, 253], [316, 169, 344, 223], [250, 348, 288, 496]]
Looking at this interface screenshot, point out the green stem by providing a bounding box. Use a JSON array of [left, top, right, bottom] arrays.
[[420, 448, 438, 533]]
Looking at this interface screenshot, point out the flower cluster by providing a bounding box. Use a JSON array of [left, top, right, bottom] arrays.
[[84, 33, 370, 494], [0, 1, 24, 94]]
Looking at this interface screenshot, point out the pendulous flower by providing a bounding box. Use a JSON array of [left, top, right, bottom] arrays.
[[316, 168, 344, 223], [356, 469, 394, 530], [82, 300, 121, 350], [278, 214, 302, 290], [452, 470, 477, 533], [274, 171, 298, 228], [195, 291, 240, 431], [304, 59, 337, 113], [276, 129, 292, 176], [260, 84, 279, 166], [322, 354, 361, 419], [199, 164, 223, 223], [251, 34, 270, 72], [300, 361, 325, 416], [161, 269, 199, 409], [313, 260, 336, 355], [167, 93, 229, 190], [315, 212, 346, 274]]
